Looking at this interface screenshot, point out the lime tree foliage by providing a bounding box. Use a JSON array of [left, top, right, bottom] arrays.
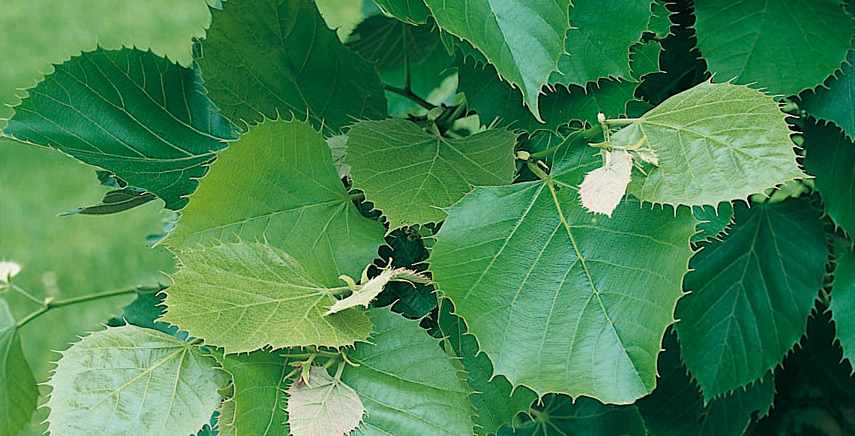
[[4, 0, 855, 435]]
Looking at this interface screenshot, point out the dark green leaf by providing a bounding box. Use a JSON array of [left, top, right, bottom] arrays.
[[800, 50, 855, 140], [374, 226, 438, 318], [4, 48, 235, 210], [676, 199, 827, 400], [199, 0, 387, 133], [497, 395, 645, 436], [60, 187, 157, 216], [831, 249, 855, 368], [647, 0, 673, 39], [691, 202, 735, 244], [372, 0, 430, 24], [803, 118, 855, 237], [107, 291, 179, 337], [0, 299, 38, 436]]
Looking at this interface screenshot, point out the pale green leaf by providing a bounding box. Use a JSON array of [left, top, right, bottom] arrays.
[[578, 151, 633, 217], [286, 366, 365, 436], [216, 350, 291, 436], [550, 0, 653, 87], [341, 308, 474, 435], [164, 119, 385, 285], [497, 395, 645, 436], [198, 0, 387, 133], [694, 0, 854, 96], [803, 118, 855, 236], [327, 266, 427, 315], [3, 48, 235, 210], [0, 299, 37, 436], [636, 332, 775, 436], [346, 119, 516, 229], [162, 241, 373, 353], [610, 81, 806, 207], [423, 0, 572, 119], [831, 249, 855, 369], [430, 145, 695, 402], [691, 202, 735, 244], [372, 0, 430, 24], [675, 199, 827, 400], [438, 300, 536, 436], [45, 325, 227, 436], [800, 51, 855, 140], [315, 0, 366, 40]]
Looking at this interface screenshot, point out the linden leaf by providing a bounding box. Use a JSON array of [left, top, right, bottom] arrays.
[[286, 366, 365, 436], [422, 0, 572, 119], [326, 266, 428, 315], [579, 151, 633, 217], [45, 325, 227, 436], [216, 351, 291, 436], [799, 51, 855, 140], [0, 299, 38, 436], [831, 249, 855, 368], [802, 118, 855, 237], [372, 0, 430, 24], [610, 81, 806, 207]]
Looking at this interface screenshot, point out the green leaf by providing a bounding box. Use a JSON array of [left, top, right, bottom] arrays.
[[3, 48, 235, 210], [458, 41, 661, 133], [162, 241, 373, 354], [164, 119, 385, 285], [438, 299, 536, 436], [550, 0, 653, 87], [675, 199, 827, 400], [831, 249, 855, 369], [45, 325, 227, 436], [286, 366, 366, 436], [636, 332, 775, 436], [497, 395, 646, 436], [0, 299, 37, 436], [345, 119, 516, 229], [610, 81, 806, 207], [647, 0, 673, 39], [691, 203, 735, 244], [216, 351, 291, 436], [341, 308, 473, 435], [429, 144, 695, 402], [694, 0, 854, 96], [803, 118, 855, 236], [372, 0, 430, 24], [423, 0, 572, 119], [60, 187, 158, 216], [327, 266, 427, 315], [800, 51, 855, 140], [198, 0, 387, 133], [107, 291, 180, 337]]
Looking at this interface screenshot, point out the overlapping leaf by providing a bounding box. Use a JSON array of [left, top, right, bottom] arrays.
[[675, 199, 827, 400], [550, 0, 653, 87], [198, 0, 387, 133], [372, 0, 430, 24], [438, 300, 536, 436], [692, 202, 735, 244], [497, 395, 646, 436], [831, 249, 855, 368], [286, 366, 365, 436], [341, 308, 473, 435], [346, 119, 516, 229], [3, 48, 235, 210], [423, 0, 572, 119], [430, 144, 695, 402], [647, 0, 673, 39], [45, 325, 227, 436], [803, 118, 855, 236], [610, 81, 806, 207], [216, 350, 291, 436], [162, 241, 373, 353], [0, 299, 37, 436], [165, 119, 385, 284], [694, 0, 854, 96], [799, 51, 855, 140]]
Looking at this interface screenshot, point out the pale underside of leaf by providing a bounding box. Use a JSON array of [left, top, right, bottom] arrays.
[[286, 366, 365, 436], [579, 151, 633, 217]]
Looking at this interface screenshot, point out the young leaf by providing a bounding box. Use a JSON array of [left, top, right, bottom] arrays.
[[831, 249, 855, 369], [610, 81, 806, 208], [286, 366, 365, 436], [45, 325, 227, 436], [165, 119, 385, 285], [422, 0, 572, 119], [162, 241, 373, 354], [341, 308, 474, 435], [675, 199, 827, 400], [803, 118, 855, 236], [372, 0, 430, 24], [694, 0, 854, 96], [346, 119, 516, 229], [0, 299, 38, 436], [799, 50, 855, 140], [438, 300, 537, 436], [3, 48, 235, 210], [216, 351, 291, 436], [497, 395, 646, 436], [550, 0, 653, 87], [430, 145, 696, 403], [578, 150, 633, 217], [326, 266, 427, 315], [198, 0, 387, 133]]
